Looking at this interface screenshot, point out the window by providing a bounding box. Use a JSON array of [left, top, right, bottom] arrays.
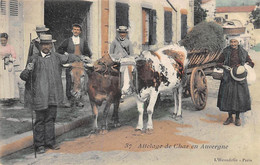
[[116, 2, 129, 28], [164, 10, 172, 44], [181, 14, 187, 39], [142, 8, 157, 45], [225, 14, 228, 19], [1, 0, 6, 15], [9, 0, 18, 16]]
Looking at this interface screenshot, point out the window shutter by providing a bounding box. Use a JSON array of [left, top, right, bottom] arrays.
[[149, 9, 156, 45], [181, 14, 187, 39], [164, 11, 172, 43], [116, 3, 129, 28], [1, 0, 6, 15], [9, 0, 18, 16]]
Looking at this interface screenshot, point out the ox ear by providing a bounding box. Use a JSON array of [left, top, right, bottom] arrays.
[[62, 63, 72, 68]]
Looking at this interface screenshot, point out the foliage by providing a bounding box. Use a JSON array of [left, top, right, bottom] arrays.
[[194, 0, 207, 25], [252, 43, 260, 52], [250, 6, 260, 29], [180, 21, 225, 52]]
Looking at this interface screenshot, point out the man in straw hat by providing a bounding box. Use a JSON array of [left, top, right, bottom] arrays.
[[109, 26, 134, 98], [27, 25, 55, 60], [217, 35, 254, 126], [20, 34, 81, 154], [58, 23, 92, 108]]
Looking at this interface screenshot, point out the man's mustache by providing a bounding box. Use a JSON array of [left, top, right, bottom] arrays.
[[42, 48, 50, 52]]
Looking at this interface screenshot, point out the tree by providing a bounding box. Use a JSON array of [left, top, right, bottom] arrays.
[[250, 4, 260, 29], [194, 0, 208, 25]]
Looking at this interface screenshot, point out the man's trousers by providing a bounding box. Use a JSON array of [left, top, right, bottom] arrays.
[[34, 105, 57, 148]]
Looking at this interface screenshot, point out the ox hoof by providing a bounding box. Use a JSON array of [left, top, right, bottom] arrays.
[[134, 129, 145, 135], [100, 129, 108, 134], [135, 127, 143, 131], [172, 113, 177, 118], [114, 122, 121, 128], [101, 125, 108, 131], [146, 129, 153, 134], [91, 129, 100, 134], [135, 128, 145, 134], [174, 115, 182, 121], [87, 133, 96, 139]]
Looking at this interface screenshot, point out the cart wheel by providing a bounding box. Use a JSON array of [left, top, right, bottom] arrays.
[[190, 67, 208, 110]]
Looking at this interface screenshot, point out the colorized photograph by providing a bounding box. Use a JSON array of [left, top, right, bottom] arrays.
[[0, 0, 260, 164]]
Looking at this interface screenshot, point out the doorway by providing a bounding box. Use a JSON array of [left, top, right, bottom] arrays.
[[44, 0, 92, 49]]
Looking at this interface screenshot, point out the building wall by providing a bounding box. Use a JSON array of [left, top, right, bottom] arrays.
[[3, 0, 194, 65], [215, 12, 250, 25], [23, 0, 44, 68], [106, 0, 193, 55], [90, 0, 101, 60], [201, 0, 216, 21], [128, 0, 142, 54], [253, 29, 260, 45], [0, 0, 9, 34]]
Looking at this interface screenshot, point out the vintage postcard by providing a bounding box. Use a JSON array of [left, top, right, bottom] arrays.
[[0, 0, 260, 164]]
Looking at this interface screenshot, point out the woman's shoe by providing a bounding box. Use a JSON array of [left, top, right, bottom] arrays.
[[234, 118, 241, 126], [223, 117, 233, 125]]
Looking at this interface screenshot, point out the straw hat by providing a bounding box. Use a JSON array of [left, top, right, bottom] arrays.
[[36, 34, 56, 43], [35, 25, 49, 32], [230, 65, 247, 81], [117, 26, 128, 33]]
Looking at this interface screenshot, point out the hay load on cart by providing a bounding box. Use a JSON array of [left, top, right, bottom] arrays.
[[181, 21, 225, 54], [179, 21, 226, 110]]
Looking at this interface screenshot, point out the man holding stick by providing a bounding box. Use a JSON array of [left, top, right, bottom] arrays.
[[20, 34, 81, 154]]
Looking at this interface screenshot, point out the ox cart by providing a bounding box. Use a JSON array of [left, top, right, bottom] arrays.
[[183, 49, 223, 110]]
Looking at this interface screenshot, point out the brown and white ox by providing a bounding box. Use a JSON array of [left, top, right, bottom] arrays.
[[132, 44, 188, 131]]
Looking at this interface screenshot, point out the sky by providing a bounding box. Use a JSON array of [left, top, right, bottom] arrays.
[[216, 0, 260, 7]]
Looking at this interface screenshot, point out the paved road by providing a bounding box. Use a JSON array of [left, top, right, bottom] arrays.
[[1, 50, 260, 165]]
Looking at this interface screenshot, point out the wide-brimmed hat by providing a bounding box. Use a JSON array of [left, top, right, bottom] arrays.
[[36, 34, 56, 43], [117, 26, 128, 33], [35, 25, 49, 32], [230, 65, 247, 81]]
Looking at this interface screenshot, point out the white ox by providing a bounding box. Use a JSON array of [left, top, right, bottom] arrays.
[[131, 44, 188, 131]]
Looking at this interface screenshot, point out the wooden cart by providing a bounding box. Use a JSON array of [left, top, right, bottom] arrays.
[[183, 49, 223, 110]]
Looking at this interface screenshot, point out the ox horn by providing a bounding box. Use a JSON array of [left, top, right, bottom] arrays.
[[84, 63, 94, 69], [62, 63, 73, 68]]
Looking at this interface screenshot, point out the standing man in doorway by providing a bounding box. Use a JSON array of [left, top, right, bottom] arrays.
[[58, 23, 92, 108]]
